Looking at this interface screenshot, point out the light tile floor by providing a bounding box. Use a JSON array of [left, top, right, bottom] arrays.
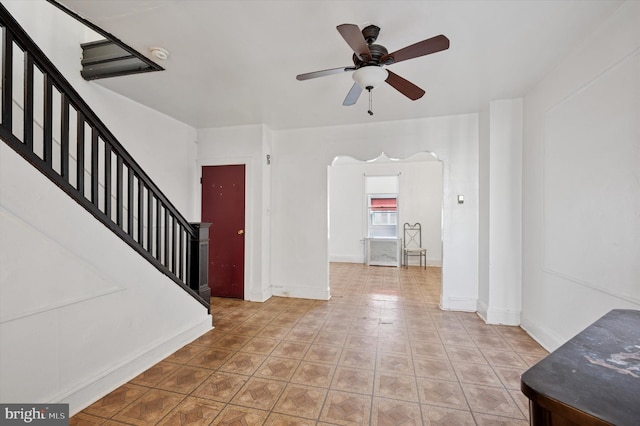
[[71, 263, 547, 425]]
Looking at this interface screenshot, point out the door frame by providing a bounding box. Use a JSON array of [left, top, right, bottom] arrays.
[[327, 151, 445, 299], [197, 156, 253, 301]]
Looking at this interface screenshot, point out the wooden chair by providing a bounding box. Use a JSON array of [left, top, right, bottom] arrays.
[[403, 223, 427, 268]]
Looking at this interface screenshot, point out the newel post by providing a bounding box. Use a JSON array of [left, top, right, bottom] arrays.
[[189, 222, 211, 301]]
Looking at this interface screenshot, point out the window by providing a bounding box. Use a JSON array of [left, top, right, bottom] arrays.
[[368, 194, 398, 238]]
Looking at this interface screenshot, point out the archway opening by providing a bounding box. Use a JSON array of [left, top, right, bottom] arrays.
[[327, 152, 444, 303]]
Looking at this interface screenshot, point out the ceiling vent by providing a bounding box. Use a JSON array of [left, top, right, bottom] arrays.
[[80, 39, 162, 81], [47, 0, 163, 80]]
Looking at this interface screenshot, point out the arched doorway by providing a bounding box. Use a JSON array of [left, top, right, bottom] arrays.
[[327, 151, 444, 301]]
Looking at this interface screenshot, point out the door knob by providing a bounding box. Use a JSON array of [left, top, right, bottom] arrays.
[[237, 229, 245, 235]]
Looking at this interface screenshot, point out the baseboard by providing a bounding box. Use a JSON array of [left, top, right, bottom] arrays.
[[401, 259, 442, 267], [329, 255, 364, 263], [59, 315, 212, 415], [520, 315, 564, 352], [247, 287, 272, 302], [486, 307, 521, 326], [477, 300, 489, 321], [440, 296, 477, 312], [329, 257, 441, 266], [477, 299, 521, 325], [271, 284, 330, 300], [426, 258, 442, 267]]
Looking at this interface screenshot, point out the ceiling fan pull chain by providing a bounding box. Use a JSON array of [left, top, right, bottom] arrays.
[[367, 86, 374, 115]]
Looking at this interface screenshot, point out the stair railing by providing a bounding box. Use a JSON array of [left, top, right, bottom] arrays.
[[0, 4, 209, 310]]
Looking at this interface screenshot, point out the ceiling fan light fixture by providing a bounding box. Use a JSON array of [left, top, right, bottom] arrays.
[[352, 66, 388, 90]]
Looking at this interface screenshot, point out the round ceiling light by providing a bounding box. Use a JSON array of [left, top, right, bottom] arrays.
[[150, 47, 169, 60]]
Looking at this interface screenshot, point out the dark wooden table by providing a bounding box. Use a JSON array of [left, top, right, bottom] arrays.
[[521, 309, 640, 425]]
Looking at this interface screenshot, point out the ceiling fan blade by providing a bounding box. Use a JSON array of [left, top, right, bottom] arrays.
[[296, 66, 355, 81], [385, 70, 425, 100], [343, 83, 363, 106], [337, 24, 371, 61], [381, 34, 449, 65]]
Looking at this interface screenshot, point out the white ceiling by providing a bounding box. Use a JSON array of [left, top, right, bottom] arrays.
[[56, 0, 622, 130]]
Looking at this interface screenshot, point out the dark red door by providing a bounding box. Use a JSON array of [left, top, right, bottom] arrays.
[[201, 165, 245, 298]]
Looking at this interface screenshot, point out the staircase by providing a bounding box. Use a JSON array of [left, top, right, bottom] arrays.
[[0, 3, 209, 311]]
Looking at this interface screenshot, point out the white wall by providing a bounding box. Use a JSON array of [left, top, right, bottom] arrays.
[[329, 153, 443, 266], [522, 1, 640, 350], [271, 115, 479, 309], [328, 159, 366, 263], [0, 145, 211, 412], [489, 100, 522, 325], [477, 99, 523, 326], [0, 0, 209, 412], [478, 106, 490, 312], [196, 115, 477, 306]]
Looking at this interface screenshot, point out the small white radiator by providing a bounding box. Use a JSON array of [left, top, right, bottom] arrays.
[[365, 238, 401, 267]]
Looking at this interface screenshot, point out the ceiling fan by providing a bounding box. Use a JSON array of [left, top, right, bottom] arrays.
[[296, 24, 450, 114]]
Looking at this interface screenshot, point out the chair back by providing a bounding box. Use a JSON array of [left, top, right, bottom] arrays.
[[403, 223, 423, 249]]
